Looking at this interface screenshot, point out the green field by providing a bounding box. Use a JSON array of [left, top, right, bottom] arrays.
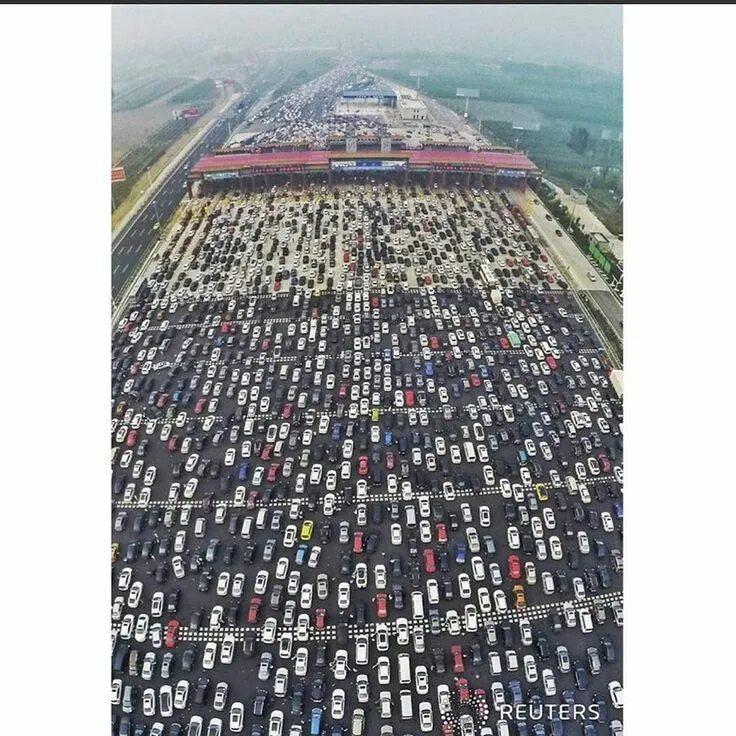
[[371, 53, 622, 233], [169, 79, 218, 104], [112, 76, 191, 112]]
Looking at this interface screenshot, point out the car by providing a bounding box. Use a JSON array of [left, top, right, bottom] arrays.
[[608, 680, 623, 708]]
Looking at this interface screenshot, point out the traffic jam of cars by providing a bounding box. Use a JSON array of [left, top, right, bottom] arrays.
[[112, 181, 623, 736]]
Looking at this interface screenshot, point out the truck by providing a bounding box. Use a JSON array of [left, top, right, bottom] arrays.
[[609, 369, 623, 398]]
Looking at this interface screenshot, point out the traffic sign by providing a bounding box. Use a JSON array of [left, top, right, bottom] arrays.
[[111, 166, 126, 183]]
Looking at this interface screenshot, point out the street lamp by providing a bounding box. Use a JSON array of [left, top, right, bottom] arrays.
[[146, 166, 153, 188], [152, 199, 161, 229]]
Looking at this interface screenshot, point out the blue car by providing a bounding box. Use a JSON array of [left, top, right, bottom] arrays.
[[295, 544, 308, 566], [479, 365, 488, 379], [424, 361, 434, 377], [331, 424, 342, 442], [310, 708, 322, 736], [384, 430, 393, 447], [454, 543, 466, 564], [508, 679, 523, 706], [238, 463, 250, 482]]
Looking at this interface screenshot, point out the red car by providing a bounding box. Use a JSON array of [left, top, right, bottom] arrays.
[[598, 453, 612, 474], [429, 336, 440, 350], [451, 645, 464, 673], [338, 384, 348, 399], [164, 619, 180, 649], [358, 456, 369, 477], [436, 523, 448, 544], [353, 531, 365, 554], [261, 338, 271, 351], [220, 322, 230, 334], [372, 297, 380, 308], [273, 280, 281, 292], [282, 403, 293, 419], [405, 390, 415, 408], [246, 490, 259, 510], [442, 724, 454, 736], [167, 435, 179, 452], [385, 451, 396, 470], [156, 393, 169, 409], [267, 463, 280, 483], [194, 398, 207, 415], [261, 444, 273, 461], [247, 597, 262, 624], [469, 373, 481, 388], [375, 593, 388, 619], [508, 554, 522, 580], [499, 337, 510, 350], [546, 356, 557, 371], [422, 548, 436, 574], [343, 251, 351, 263], [126, 430, 138, 448], [314, 608, 326, 630], [456, 678, 470, 703]]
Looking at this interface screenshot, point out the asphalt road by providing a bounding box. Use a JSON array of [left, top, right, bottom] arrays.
[[111, 285, 623, 736], [112, 95, 260, 300]]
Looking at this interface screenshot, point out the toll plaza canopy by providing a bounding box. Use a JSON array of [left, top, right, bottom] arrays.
[[189, 149, 539, 179]]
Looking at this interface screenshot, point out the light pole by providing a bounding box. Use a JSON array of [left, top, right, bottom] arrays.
[[152, 199, 160, 229], [146, 166, 153, 189]]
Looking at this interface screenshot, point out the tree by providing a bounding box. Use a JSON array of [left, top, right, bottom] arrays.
[[568, 127, 590, 155]]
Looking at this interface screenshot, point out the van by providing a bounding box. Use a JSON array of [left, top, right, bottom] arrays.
[[463, 442, 477, 463], [255, 508, 268, 530], [398, 653, 411, 684], [240, 517, 253, 539], [404, 505, 417, 529], [411, 591, 424, 620], [565, 476, 579, 495], [399, 690, 413, 720]]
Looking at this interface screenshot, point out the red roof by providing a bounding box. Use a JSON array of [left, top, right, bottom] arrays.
[[190, 149, 537, 175]]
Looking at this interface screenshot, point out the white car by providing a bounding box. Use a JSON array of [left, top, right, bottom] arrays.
[[419, 702, 433, 733], [229, 702, 244, 733], [262, 618, 277, 644], [203, 641, 217, 670], [374, 564, 387, 589], [458, 573, 472, 599], [333, 650, 348, 680], [268, 711, 283, 736], [377, 656, 391, 684], [338, 582, 351, 610], [523, 655, 538, 683], [220, 635, 235, 665], [395, 618, 410, 645], [174, 679, 189, 709], [355, 634, 370, 665], [507, 526, 520, 549], [274, 667, 289, 697], [294, 647, 309, 677], [542, 668, 557, 696], [445, 610, 461, 636], [609, 680, 624, 709], [415, 665, 429, 695], [437, 684, 451, 715], [331, 688, 346, 720]]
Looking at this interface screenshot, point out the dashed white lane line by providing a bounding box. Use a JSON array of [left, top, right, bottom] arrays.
[[111, 590, 623, 643]]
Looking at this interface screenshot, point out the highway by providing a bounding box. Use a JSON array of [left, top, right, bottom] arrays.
[[111, 95, 257, 300]]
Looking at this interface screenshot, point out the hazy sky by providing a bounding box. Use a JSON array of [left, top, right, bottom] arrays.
[[113, 4, 622, 74]]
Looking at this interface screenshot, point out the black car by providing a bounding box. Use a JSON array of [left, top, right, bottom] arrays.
[[432, 647, 446, 674], [181, 648, 196, 672], [253, 689, 268, 716], [193, 676, 210, 705], [311, 676, 325, 703], [242, 632, 256, 658]]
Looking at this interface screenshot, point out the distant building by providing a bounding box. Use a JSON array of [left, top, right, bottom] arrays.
[[398, 93, 428, 122], [340, 84, 397, 108]]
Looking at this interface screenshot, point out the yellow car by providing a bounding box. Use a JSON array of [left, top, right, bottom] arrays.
[[535, 483, 549, 502], [111, 543, 120, 564], [513, 584, 526, 609], [300, 520, 314, 541], [371, 408, 381, 422]]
